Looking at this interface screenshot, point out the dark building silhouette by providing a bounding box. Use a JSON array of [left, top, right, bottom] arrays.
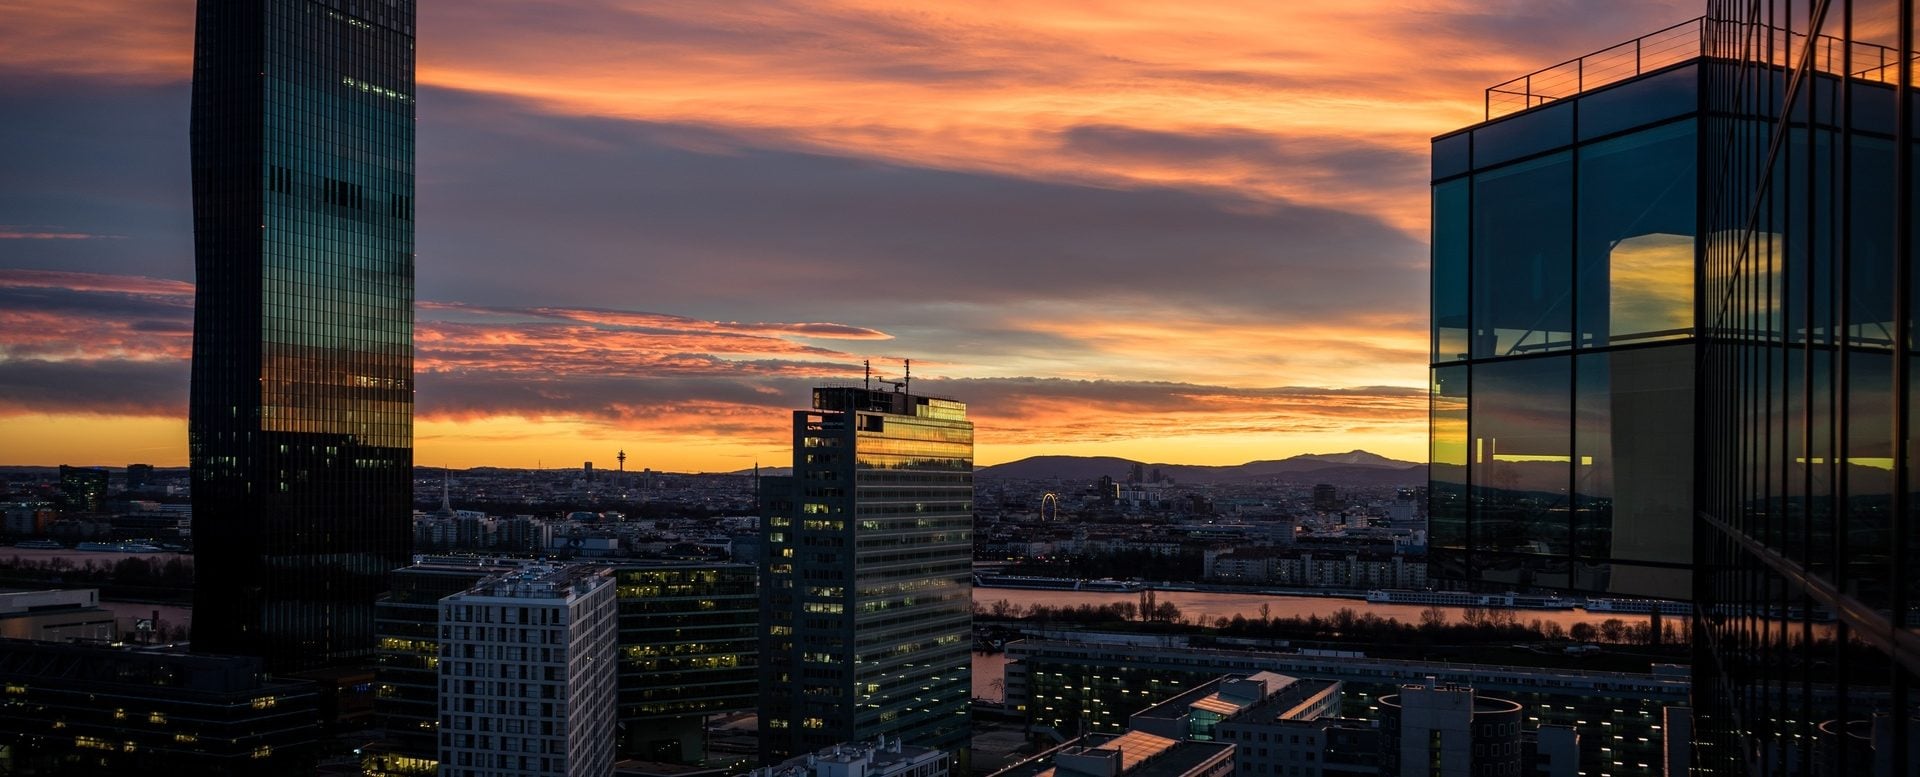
[[57, 466, 110, 513], [188, 0, 416, 670], [759, 387, 974, 761], [0, 639, 322, 774], [1431, 9, 1920, 773], [1311, 483, 1340, 513], [125, 463, 155, 492]]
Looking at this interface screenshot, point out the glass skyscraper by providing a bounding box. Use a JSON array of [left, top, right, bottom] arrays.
[[1429, 26, 1702, 600], [189, 0, 416, 670], [758, 387, 974, 761], [1433, 6, 1920, 773], [1696, 2, 1918, 773]]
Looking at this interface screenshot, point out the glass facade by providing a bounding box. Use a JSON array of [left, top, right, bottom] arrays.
[[1431, 65, 1699, 598], [1694, 3, 1920, 773], [1438, 8, 1920, 771], [760, 388, 973, 761], [190, 0, 416, 669]]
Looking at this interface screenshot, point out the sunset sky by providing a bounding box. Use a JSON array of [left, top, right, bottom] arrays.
[[0, 0, 1696, 472]]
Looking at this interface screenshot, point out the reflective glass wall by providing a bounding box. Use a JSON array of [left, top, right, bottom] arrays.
[[190, 0, 416, 670], [1431, 64, 1700, 598], [1696, 1, 1920, 772]]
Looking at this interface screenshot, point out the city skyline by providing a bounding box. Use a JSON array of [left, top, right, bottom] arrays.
[[1, 0, 1695, 472]]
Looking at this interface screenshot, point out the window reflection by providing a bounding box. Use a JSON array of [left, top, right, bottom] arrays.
[[1473, 152, 1573, 357], [1430, 366, 1469, 553], [1470, 358, 1570, 582], [1577, 119, 1696, 347], [1432, 180, 1469, 362]]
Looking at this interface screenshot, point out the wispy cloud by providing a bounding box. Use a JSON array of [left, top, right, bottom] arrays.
[[0, 272, 1433, 465], [0, 227, 125, 240]]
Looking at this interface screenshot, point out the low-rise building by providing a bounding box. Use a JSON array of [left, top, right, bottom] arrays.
[[992, 730, 1234, 777], [0, 639, 321, 774], [0, 588, 115, 644]]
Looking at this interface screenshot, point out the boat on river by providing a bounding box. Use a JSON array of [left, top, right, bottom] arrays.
[[1583, 598, 1692, 617], [973, 574, 1147, 593], [74, 541, 164, 553], [1365, 589, 1577, 610]]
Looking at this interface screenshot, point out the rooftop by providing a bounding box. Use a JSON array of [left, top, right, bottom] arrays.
[[1484, 16, 1913, 119], [992, 730, 1232, 777], [1133, 670, 1297, 725], [449, 562, 610, 601]]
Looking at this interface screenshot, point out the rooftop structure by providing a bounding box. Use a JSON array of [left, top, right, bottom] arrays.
[[992, 730, 1233, 777], [756, 735, 952, 777]]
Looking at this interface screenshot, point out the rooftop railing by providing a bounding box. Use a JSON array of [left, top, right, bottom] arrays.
[[1486, 16, 1916, 120]]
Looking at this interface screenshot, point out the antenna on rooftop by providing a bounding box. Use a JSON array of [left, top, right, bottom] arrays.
[[865, 359, 871, 391], [904, 359, 911, 395]]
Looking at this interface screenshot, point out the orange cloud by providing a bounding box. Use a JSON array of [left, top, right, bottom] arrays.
[[0, 272, 1435, 468], [1, 0, 1696, 236]]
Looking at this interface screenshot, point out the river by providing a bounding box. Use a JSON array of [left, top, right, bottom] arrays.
[[967, 587, 1669, 701]]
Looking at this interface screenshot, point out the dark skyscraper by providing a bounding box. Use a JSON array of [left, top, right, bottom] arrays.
[[189, 0, 416, 669], [759, 386, 974, 761], [1432, 8, 1919, 773]]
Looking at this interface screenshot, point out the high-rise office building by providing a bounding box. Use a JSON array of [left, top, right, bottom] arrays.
[[758, 386, 974, 761], [1431, 8, 1920, 773], [56, 465, 111, 513], [609, 561, 759, 763], [437, 564, 618, 777], [188, 0, 416, 669]]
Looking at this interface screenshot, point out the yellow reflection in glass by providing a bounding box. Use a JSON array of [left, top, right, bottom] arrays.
[[1609, 233, 1694, 343]]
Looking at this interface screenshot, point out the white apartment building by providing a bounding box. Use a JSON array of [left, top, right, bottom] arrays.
[[438, 563, 617, 777]]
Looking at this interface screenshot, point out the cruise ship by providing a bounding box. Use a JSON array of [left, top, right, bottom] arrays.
[[1583, 598, 1693, 617], [11, 539, 63, 550], [973, 574, 1147, 593], [74, 541, 164, 553], [1365, 589, 1577, 610]]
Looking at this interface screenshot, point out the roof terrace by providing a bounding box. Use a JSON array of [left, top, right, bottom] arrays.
[[1485, 16, 1911, 119]]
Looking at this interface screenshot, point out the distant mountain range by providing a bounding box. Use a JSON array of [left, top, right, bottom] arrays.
[[974, 450, 1424, 486]]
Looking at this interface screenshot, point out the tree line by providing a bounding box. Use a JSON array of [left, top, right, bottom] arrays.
[[974, 597, 1688, 647]]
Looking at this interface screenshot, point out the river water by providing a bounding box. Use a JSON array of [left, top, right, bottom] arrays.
[[967, 587, 1665, 701], [12, 548, 1668, 702]]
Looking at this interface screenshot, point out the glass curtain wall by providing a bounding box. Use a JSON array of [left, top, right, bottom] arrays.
[[1431, 64, 1700, 598], [1695, 1, 1920, 773]]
